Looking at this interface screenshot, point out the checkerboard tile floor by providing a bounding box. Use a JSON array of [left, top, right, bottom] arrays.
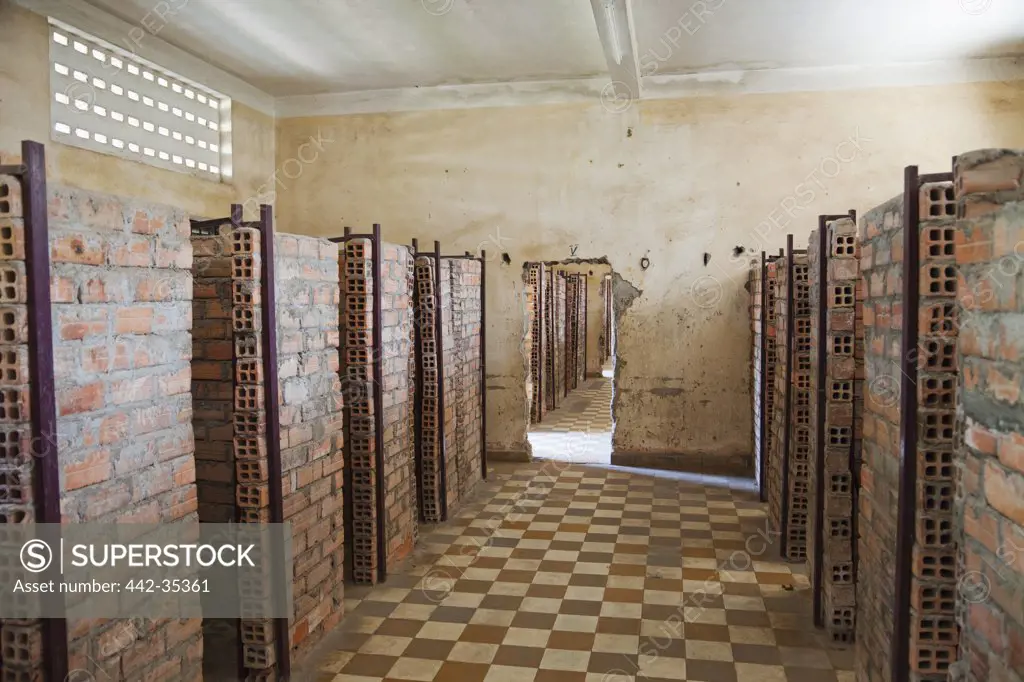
[[528, 377, 613, 463], [314, 461, 855, 682]]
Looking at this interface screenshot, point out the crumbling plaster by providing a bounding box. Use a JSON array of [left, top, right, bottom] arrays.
[[275, 80, 1024, 468]]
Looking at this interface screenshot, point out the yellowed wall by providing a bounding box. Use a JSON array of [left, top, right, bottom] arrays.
[[275, 81, 1024, 464], [0, 2, 275, 219]]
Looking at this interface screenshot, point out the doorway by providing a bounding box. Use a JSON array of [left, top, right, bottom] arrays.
[[524, 262, 615, 464]]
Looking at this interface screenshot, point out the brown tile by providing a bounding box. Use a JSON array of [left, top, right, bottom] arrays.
[[588, 652, 638, 674], [722, 582, 763, 597], [405, 589, 451, 605], [596, 617, 640, 635], [547, 631, 596, 651], [479, 594, 524, 611], [726, 610, 772, 627], [733, 644, 783, 665], [615, 544, 647, 555], [568, 573, 607, 588], [682, 568, 719, 581], [374, 619, 425, 637], [497, 569, 536, 583], [460, 624, 509, 645], [756, 572, 796, 585], [604, 588, 643, 603], [774, 629, 826, 647], [682, 546, 719, 559], [784, 668, 840, 682], [510, 549, 548, 560], [526, 584, 567, 599], [511, 611, 558, 630], [560, 599, 603, 617], [453, 579, 493, 594], [471, 556, 510, 570], [334, 633, 371, 651], [434, 661, 490, 682], [535, 671, 586, 682], [501, 521, 530, 530], [645, 578, 684, 592], [686, 659, 740, 682], [355, 600, 400, 618], [341, 653, 399, 677], [640, 636, 687, 659], [609, 564, 646, 577], [642, 604, 686, 621], [492, 644, 546, 668], [577, 551, 615, 563], [549, 540, 584, 551], [524, 530, 556, 540], [401, 638, 456, 660], [559, 523, 590, 533], [538, 560, 576, 573], [684, 623, 731, 642], [432, 606, 477, 623]]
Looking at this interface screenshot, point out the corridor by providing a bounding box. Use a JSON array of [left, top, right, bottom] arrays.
[[528, 375, 614, 464], [314, 461, 855, 682]]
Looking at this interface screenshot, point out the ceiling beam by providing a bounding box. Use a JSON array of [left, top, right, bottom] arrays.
[[589, 0, 641, 108]]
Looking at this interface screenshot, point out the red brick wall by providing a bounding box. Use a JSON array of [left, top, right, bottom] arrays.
[[47, 185, 201, 681], [528, 263, 546, 424], [856, 193, 904, 682], [416, 256, 443, 522], [380, 242, 417, 569], [274, 233, 345, 658], [441, 258, 484, 514], [952, 149, 1024, 682]]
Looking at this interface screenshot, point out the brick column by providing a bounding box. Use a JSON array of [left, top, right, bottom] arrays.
[[762, 259, 779, 501], [808, 216, 862, 643], [908, 179, 960, 680], [952, 149, 1024, 682], [768, 249, 811, 562], [415, 256, 443, 522], [576, 274, 586, 388], [341, 238, 379, 585], [857, 193, 905, 682], [0, 169, 45, 682], [528, 263, 545, 423]]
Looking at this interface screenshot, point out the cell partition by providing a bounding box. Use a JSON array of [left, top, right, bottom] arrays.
[[807, 211, 860, 644]]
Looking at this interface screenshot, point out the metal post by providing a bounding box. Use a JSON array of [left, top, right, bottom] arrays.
[[479, 251, 488, 480], [251, 203, 291, 679], [758, 251, 768, 503], [372, 224, 387, 581], [434, 241, 448, 520], [19, 140, 69, 682], [780, 234, 795, 556], [893, 167, 920, 682]]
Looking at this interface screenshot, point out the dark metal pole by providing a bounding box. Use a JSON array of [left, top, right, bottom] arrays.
[[813, 218, 828, 627], [371, 224, 387, 581], [480, 251, 488, 480], [434, 241, 448, 520], [893, 167, 920, 682], [780, 234, 795, 556], [341, 226, 354, 580], [253, 203, 291, 679], [412, 239, 426, 519], [20, 140, 69, 682], [758, 251, 768, 502]]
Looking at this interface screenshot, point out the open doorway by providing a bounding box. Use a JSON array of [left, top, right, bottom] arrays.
[[524, 261, 615, 464]]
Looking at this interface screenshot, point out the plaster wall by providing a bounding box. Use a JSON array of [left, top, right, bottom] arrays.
[[286, 82, 1024, 465], [0, 2, 276, 220]]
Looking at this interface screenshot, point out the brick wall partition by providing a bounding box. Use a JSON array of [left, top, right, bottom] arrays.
[[952, 149, 1024, 682], [274, 233, 345, 658], [416, 255, 443, 521], [554, 273, 566, 405], [440, 257, 484, 514], [566, 274, 578, 392], [189, 226, 239, 679], [762, 258, 779, 500], [750, 260, 760, 490], [47, 184, 201, 681], [808, 216, 862, 644], [527, 263, 546, 424], [379, 241, 417, 569], [576, 274, 586, 388], [768, 247, 811, 562], [856, 193, 904, 682], [0, 173, 45, 682], [340, 238, 378, 585]]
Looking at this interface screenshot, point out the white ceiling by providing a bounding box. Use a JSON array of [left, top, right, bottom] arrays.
[[54, 0, 1024, 112], [633, 0, 1024, 74]]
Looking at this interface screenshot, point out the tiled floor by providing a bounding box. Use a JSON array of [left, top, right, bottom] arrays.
[[528, 376, 613, 464], [315, 461, 855, 682]]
